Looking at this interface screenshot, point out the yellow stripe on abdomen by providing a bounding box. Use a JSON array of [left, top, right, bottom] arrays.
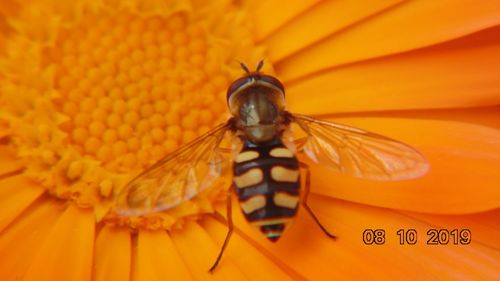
[[235, 151, 259, 163], [270, 166, 299, 182], [234, 168, 263, 188], [273, 192, 299, 209], [249, 218, 290, 226], [269, 147, 294, 158], [240, 195, 266, 214]]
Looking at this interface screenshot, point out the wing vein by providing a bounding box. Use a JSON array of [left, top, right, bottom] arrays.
[[288, 112, 429, 181], [114, 121, 237, 216]]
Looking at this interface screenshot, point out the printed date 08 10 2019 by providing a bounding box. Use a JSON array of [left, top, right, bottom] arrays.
[[362, 228, 471, 245]]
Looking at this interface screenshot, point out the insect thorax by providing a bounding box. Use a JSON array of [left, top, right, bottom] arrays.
[[232, 87, 286, 143]]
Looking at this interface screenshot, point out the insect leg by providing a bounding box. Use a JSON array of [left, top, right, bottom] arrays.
[[300, 162, 337, 239], [209, 188, 234, 273]]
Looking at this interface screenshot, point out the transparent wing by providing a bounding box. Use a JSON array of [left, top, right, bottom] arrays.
[[288, 113, 429, 181], [114, 122, 236, 216]]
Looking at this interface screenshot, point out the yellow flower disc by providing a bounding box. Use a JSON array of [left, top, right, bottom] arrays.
[[0, 1, 268, 230]]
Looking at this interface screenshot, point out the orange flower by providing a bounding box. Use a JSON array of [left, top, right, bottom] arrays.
[[0, 1, 499, 280]]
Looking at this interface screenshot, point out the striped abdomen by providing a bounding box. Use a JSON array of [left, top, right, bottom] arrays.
[[233, 139, 300, 242]]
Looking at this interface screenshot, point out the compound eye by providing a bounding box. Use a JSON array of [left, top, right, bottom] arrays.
[[260, 75, 285, 93], [226, 77, 251, 100]]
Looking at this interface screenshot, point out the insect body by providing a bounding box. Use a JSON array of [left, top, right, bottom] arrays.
[[114, 61, 429, 272], [234, 138, 300, 241], [227, 61, 302, 241]]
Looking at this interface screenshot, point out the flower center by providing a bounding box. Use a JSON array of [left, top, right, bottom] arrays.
[[1, 3, 265, 229], [53, 12, 227, 171]]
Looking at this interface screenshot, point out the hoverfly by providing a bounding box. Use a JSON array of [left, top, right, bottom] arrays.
[[114, 61, 429, 272]]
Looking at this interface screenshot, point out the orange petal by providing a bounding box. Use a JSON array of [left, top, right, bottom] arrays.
[[348, 107, 500, 131], [94, 225, 131, 281], [221, 196, 499, 280], [0, 0, 20, 17], [22, 205, 95, 281], [221, 199, 431, 280], [0, 119, 11, 138], [305, 196, 500, 280], [0, 174, 44, 231], [400, 208, 500, 250], [250, 0, 322, 41], [285, 27, 500, 114], [276, 1, 500, 81], [134, 230, 191, 281], [201, 216, 301, 280], [0, 200, 63, 281], [170, 221, 247, 280], [265, 0, 402, 61], [0, 145, 23, 176], [307, 114, 500, 214]]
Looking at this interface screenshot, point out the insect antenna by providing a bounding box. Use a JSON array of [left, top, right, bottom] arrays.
[[239, 62, 250, 73], [255, 59, 264, 72]]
